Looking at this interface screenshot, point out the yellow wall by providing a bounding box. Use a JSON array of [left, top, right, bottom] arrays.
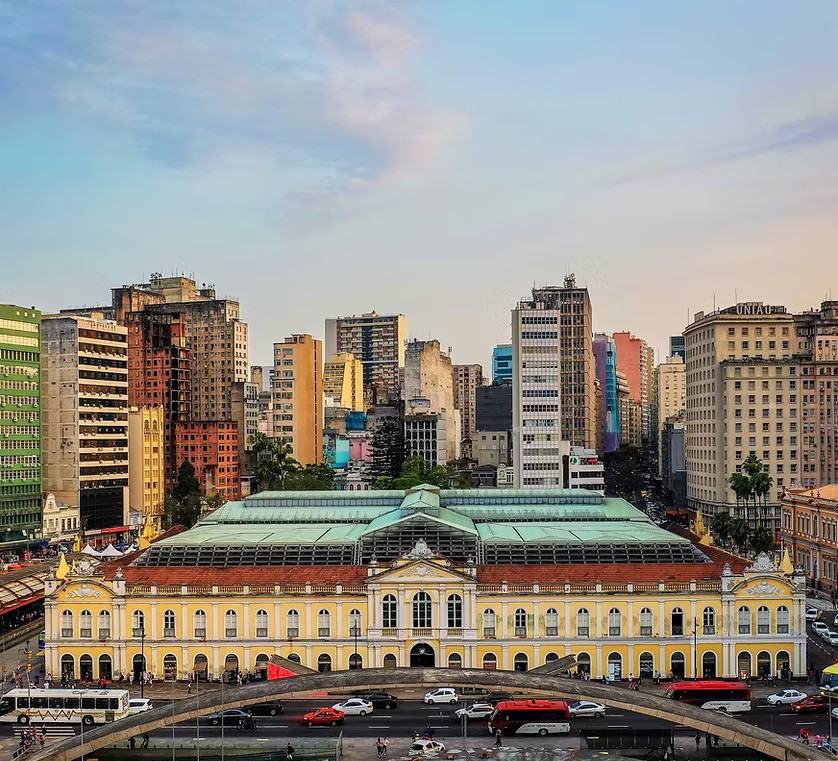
[[128, 405, 165, 534]]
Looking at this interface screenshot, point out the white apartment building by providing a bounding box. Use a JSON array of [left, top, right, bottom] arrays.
[[658, 355, 686, 475]]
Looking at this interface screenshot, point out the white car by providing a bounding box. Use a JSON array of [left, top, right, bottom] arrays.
[[425, 688, 459, 705], [806, 608, 821, 622], [767, 689, 808, 706], [813, 621, 830, 635], [827, 633, 838, 646], [822, 629, 838, 642], [128, 698, 153, 715], [569, 700, 607, 718], [454, 702, 494, 720], [832, 706, 838, 719], [833, 613, 838, 627], [409, 740, 446, 754], [331, 699, 373, 716]]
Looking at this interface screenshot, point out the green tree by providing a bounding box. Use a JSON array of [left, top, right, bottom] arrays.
[[729, 517, 750, 554], [251, 433, 335, 492], [711, 511, 733, 547], [373, 455, 467, 490], [163, 460, 202, 529], [751, 470, 774, 507], [727, 472, 752, 508], [749, 524, 775, 555], [371, 417, 405, 479]]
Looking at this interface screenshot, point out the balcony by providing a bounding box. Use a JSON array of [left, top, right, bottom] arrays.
[[256, 628, 268, 638], [545, 627, 558, 637], [79, 629, 92, 639], [514, 627, 527, 637], [412, 628, 432, 638], [381, 628, 398, 638], [640, 626, 653, 637], [163, 628, 176, 639], [99, 631, 110, 641], [447, 628, 463, 638], [61, 628, 73, 638], [194, 628, 206, 639], [287, 628, 299, 638], [672, 626, 685, 636], [132, 628, 145, 638], [225, 628, 237, 638], [483, 627, 496, 638], [703, 625, 716, 635], [318, 628, 331, 638]]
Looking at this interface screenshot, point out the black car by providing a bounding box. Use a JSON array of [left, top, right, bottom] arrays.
[[355, 692, 398, 709], [206, 708, 252, 726], [485, 692, 514, 705], [249, 701, 284, 716]]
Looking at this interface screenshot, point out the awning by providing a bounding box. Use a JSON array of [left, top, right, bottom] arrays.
[[101, 526, 131, 535], [0, 592, 43, 617]]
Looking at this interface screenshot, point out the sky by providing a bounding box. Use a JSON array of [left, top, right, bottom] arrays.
[[1, 1, 838, 368]]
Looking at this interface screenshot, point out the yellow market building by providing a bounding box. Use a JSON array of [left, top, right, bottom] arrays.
[[45, 485, 806, 683]]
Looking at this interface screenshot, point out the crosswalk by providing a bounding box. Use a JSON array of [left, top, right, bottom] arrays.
[[14, 725, 77, 738]]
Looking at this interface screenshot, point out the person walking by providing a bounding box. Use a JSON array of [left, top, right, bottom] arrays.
[[141, 734, 149, 749], [286, 743, 295, 761], [495, 729, 503, 747], [383, 737, 389, 755], [694, 732, 701, 751], [376, 738, 383, 757]]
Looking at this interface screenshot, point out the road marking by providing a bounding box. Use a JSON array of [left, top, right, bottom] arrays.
[[797, 722, 817, 725], [608, 725, 630, 729], [369, 726, 390, 729], [608, 714, 625, 717], [376, 715, 392, 718]]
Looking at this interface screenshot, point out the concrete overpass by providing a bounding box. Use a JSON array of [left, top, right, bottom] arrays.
[[30, 668, 821, 761]]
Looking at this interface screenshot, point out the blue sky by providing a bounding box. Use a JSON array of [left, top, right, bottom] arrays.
[[2, 0, 837, 367]]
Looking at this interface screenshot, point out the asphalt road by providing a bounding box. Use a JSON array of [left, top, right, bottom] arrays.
[[133, 697, 838, 743]]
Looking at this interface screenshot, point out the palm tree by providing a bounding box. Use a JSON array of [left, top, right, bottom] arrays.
[[728, 472, 752, 508], [711, 512, 733, 548], [729, 517, 750, 554], [749, 524, 775, 555]]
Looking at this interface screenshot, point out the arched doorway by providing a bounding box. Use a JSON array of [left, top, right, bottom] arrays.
[[702, 652, 717, 679], [193, 654, 208, 682], [448, 653, 463, 668], [575, 652, 591, 675], [163, 654, 178, 681], [513, 653, 529, 672], [607, 652, 622, 681], [777, 650, 791, 678], [638, 651, 654, 679], [670, 652, 686, 679], [287, 654, 301, 664], [737, 651, 752, 679], [545, 652, 559, 664], [317, 654, 332, 672], [224, 654, 239, 683], [98, 654, 112, 681], [348, 654, 363, 670], [757, 651, 771, 678], [383, 654, 397, 669], [255, 653, 269, 680], [482, 653, 498, 670], [410, 643, 435, 668], [80, 654, 93, 682], [61, 654, 75, 680], [132, 653, 145, 683]]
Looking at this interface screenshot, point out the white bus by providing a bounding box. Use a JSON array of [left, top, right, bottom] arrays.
[[0, 688, 131, 726]]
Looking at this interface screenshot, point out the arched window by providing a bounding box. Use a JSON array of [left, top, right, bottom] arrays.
[[349, 609, 362, 637], [577, 608, 590, 637], [79, 610, 92, 639], [255, 609, 269, 638], [383, 654, 397, 669], [287, 653, 301, 664], [513, 653, 529, 672], [163, 654, 177, 681], [777, 606, 790, 634], [483, 609, 497, 637], [738, 606, 751, 635], [60, 610, 73, 637], [412, 592, 432, 629], [317, 654, 332, 673], [382, 595, 397, 629], [224, 609, 237, 638], [317, 609, 331, 637], [163, 609, 176, 637], [757, 606, 770, 634], [447, 595, 463, 629], [287, 610, 300, 637], [514, 608, 527, 637], [482, 653, 498, 670], [348, 654, 363, 670], [98, 610, 111, 639], [194, 610, 207, 638], [639, 607, 653, 636], [671, 607, 684, 635], [702, 607, 716, 635], [545, 608, 559, 636], [608, 608, 622, 637], [132, 610, 145, 635], [61, 654, 75, 679], [448, 653, 463, 668]]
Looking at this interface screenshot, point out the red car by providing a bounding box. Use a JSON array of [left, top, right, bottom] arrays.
[[791, 696, 829, 714], [301, 707, 345, 726]]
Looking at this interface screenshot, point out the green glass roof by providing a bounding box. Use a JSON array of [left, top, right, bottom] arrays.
[[476, 521, 687, 544]]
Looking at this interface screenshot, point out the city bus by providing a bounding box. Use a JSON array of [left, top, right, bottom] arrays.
[[664, 681, 752, 713], [0, 688, 131, 726], [488, 699, 571, 736]]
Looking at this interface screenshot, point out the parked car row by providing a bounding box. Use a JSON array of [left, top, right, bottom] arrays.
[[812, 621, 838, 645]]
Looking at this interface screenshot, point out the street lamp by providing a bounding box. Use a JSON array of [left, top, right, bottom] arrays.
[[692, 618, 698, 680], [18, 648, 32, 711], [139, 626, 146, 698], [73, 689, 85, 761]]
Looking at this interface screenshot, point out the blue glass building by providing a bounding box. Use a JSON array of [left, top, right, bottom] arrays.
[[593, 334, 620, 453], [491, 344, 512, 383]]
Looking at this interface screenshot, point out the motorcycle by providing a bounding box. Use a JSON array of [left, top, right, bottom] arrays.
[[237, 717, 258, 732]]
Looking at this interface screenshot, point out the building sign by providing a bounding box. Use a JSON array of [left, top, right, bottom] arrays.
[[720, 303, 787, 317]]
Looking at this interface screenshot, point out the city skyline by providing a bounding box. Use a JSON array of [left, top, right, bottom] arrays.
[[2, 1, 838, 368]]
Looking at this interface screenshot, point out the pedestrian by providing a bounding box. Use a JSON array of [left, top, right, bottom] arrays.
[[141, 734, 149, 749], [695, 732, 701, 750], [129, 736, 136, 749], [376, 738, 383, 757], [128, 671, 134, 685], [187, 681, 192, 694], [495, 729, 502, 747], [816, 735, 823, 750], [713, 735, 719, 747], [383, 737, 389, 755], [286, 742, 294, 761]]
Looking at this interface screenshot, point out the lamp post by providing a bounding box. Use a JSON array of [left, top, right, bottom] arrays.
[[73, 689, 85, 761], [18, 648, 31, 710], [351, 620, 360, 669], [692, 618, 698, 680], [139, 626, 146, 699]]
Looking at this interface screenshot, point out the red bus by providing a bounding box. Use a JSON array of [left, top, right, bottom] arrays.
[[488, 699, 571, 736], [664, 681, 751, 713]]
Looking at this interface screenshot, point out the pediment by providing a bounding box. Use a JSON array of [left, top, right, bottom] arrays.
[[61, 579, 113, 600], [368, 559, 472, 584]]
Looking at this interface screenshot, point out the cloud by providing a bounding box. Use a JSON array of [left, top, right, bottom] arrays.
[[0, 0, 460, 220], [622, 108, 838, 183]]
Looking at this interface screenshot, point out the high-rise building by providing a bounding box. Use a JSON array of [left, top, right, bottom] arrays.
[[231, 381, 259, 477], [476, 382, 513, 432], [323, 352, 364, 412], [612, 331, 655, 444], [325, 312, 406, 404], [491, 345, 513, 383], [657, 356, 686, 475], [453, 364, 483, 442], [174, 421, 240, 501], [269, 335, 323, 465], [112, 276, 248, 423], [593, 334, 620, 453], [42, 315, 129, 534], [511, 276, 595, 488], [0, 304, 43, 546], [128, 405, 165, 536], [670, 335, 687, 362], [684, 302, 798, 531], [125, 309, 191, 488]]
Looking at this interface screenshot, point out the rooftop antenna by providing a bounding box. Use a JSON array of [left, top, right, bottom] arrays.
[[734, 288, 738, 304]]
